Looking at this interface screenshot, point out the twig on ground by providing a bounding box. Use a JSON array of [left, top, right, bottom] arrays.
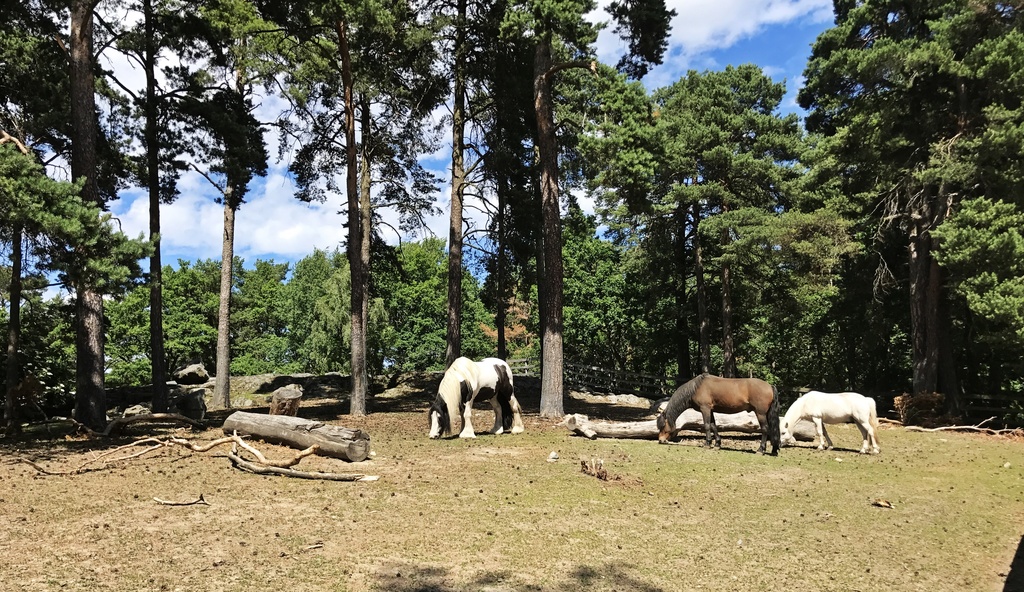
[[154, 494, 210, 506]]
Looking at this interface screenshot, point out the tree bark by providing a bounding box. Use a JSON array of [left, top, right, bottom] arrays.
[[693, 204, 710, 374], [337, 19, 368, 416], [674, 203, 691, 379], [445, 0, 467, 368], [222, 411, 370, 462], [5, 224, 23, 432], [496, 175, 508, 360], [70, 0, 107, 431], [144, 0, 167, 413], [721, 255, 736, 378], [534, 36, 565, 418], [352, 93, 372, 415], [214, 194, 236, 408]]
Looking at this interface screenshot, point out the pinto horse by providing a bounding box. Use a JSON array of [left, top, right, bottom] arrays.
[[428, 357, 525, 439], [780, 390, 880, 454], [656, 373, 780, 455]]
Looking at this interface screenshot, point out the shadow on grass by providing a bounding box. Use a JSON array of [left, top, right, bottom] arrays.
[[1005, 536, 1024, 592], [370, 561, 665, 592]]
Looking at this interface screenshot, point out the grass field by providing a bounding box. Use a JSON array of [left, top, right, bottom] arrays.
[[2, 375, 1022, 592]]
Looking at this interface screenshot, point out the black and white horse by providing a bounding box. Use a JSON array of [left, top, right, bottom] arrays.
[[428, 357, 525, 439]]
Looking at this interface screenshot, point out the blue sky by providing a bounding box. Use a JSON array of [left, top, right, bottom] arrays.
[[107, 0, 835, 273]]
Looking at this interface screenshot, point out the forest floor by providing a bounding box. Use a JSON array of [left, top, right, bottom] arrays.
[[2, 373, 1024, 592]]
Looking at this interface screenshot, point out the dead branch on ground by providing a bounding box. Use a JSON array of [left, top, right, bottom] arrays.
[[904, 417, 1024, 437], [16, 431, 378, 482], [227, 443, 378, 481]]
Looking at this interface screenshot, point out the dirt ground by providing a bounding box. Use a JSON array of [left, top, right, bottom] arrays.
[[2, 374, 1024, 592]]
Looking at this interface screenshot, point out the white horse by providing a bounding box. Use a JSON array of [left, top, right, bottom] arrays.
[[780, 390, 880, 454], [428, 357, 525, 439]]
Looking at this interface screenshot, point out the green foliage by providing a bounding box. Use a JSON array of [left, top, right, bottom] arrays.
[[230, 259, 292, 375], [378, 239, 493, 372], [934, 198, 1024, 347]]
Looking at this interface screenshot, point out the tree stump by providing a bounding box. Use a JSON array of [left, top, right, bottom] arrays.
[[222, 411, 370, 462], [269, 385, 303, 416]]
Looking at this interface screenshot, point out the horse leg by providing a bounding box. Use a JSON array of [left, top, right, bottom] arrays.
[[820, 423, 834, 450], [458, 398, 477, 438], [755, 412, 769, 454], [701, 409, 715, 448], [509, 395, 525, 434], [488, 397, 504, 435], [813, 417, 826, 450], [857, 421, 879, 454], [709, 412, 722, 449]]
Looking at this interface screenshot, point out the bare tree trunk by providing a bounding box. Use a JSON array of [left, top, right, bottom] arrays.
[[533, 36, 564, 418], [693, 204, 710, 375], [336, 20, 367, 416], [674, 203, 691, 379], [5, 224, 23, 432], [71, 0, 107, 430], [496, 174, 508, 360], [721, 253, 736, 378], [144, 0, 167, 413], [445, 0, 467, 368], [214, 192, 236, 408], [909, 190, 938, 395]]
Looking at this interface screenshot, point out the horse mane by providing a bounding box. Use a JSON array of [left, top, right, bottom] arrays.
[[430, 361, 474, 435], [661, 373, 708, 425]]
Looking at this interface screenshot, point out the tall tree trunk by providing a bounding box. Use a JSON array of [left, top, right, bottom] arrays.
[[445, 0, 467, 368], [144, 0, 167, 412], [674, 203, 691, 380], [721, 251, 736, 378], [692, 204, 710, 374], [533, 37, 564, 418], [336, 20, 367, 416], [353, 94, 373, 415], [909, 188, 938, 395], [910, 183, 961, 412], [214, 191, 236, 408], [71, 0, 107, 430], [5, 224, 23, 432], [496, 173, 508, 360]]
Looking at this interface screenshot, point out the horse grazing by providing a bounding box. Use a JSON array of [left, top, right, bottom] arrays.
[[428, 357, 525, 439], [656, 373, 780, 455], [780, 391, 880, 454]]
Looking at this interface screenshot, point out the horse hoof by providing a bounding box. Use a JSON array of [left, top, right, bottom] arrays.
[[511, 427, 525, 434]]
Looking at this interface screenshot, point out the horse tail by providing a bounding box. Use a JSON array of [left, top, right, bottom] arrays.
[[495, 363, 515, 432], [869, 397, 880, 442], [768, 386, 781, 453]]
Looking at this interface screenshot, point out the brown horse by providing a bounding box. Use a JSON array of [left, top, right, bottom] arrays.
[[656, 373, 781, 455]]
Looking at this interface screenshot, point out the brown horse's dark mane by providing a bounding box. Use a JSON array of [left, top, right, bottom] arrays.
[[662, 373, 708, 424]]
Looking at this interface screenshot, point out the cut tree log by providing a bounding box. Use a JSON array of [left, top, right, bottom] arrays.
[[222, 411, 370, 462], [562, 410, 818, 442], [269, 385, 303, 416]]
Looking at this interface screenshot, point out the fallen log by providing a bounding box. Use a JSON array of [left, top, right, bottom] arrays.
[[222, 411, 370, 462], [562, 410, 818, 442]]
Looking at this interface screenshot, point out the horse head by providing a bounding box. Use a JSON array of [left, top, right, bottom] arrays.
[[656, 413, 677, 444], [779, 419, 797, 446], [427, 398, 450, 439]]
